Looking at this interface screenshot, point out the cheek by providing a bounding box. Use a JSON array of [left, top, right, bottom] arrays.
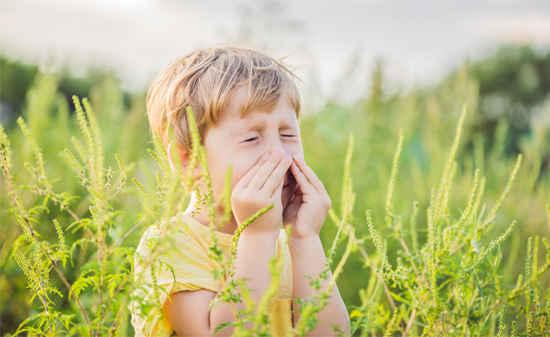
[[229, 159, 257, 190], [285, 141, 303, 156], [207, 156, 233, 193]]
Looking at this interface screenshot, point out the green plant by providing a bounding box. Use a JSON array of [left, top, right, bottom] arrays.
[[2, 62, 549, 336]]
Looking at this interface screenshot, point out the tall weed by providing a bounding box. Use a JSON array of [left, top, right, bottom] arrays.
[[1, 66, 549, 336]]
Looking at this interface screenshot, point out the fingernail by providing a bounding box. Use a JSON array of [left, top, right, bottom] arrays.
[[263, 153, 270, 161], [284, 154, 292, 162], [273, 151, 282, 158]]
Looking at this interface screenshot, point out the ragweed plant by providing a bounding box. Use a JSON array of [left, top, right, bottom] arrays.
[[342, 105, 550, 336], [2, 95, 138, 336], [2, 67, 549, 337]]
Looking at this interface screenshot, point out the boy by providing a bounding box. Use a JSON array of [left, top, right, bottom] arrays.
[[130, 46, 349, 336]]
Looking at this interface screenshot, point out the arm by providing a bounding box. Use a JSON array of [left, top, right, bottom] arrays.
[[290, 236, 350, 336], [164, 151, 292, 336], [163, 233, 277, 337], [283, 153, 350, 336], [210, 232, 278, 335], [163, 289, 215, 337]]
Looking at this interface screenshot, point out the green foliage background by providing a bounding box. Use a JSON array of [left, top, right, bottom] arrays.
[[1, 44, 549, 336]]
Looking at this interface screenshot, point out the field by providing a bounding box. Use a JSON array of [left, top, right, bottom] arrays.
[[1, 46, 549, 336]]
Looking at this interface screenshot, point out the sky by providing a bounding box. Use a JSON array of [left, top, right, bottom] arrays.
[[1, 0, 550, 104]]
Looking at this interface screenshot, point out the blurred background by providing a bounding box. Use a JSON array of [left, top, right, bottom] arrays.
[[1, 0, 550, 335]]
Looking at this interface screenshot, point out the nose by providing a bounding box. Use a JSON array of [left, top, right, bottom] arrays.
[[266, 135, 287, 157], [266, 139, 292, 185]]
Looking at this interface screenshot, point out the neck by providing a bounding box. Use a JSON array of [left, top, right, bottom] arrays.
[[185, 189, 239, 236]]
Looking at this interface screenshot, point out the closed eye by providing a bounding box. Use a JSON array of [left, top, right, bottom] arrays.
[[243, 135, 297, 143]]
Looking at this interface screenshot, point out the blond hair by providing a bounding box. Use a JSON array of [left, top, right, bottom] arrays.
[[147, 46, 301, 153]]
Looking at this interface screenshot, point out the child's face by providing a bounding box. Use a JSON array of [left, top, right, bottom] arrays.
[[203, 86, 302, 212]]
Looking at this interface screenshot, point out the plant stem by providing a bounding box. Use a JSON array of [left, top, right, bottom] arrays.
[[354, 232, 406, 331], [105, 296, 129, 337], [107, 218, 145, 252], [1, 163, 93, 337], [403, 308, 416, 337]]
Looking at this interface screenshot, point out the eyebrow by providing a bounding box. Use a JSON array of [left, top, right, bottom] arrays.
[[236, 121, 299, 135]]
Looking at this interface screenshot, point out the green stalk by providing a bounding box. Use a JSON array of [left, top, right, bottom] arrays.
[[386, 129, 403, 231]]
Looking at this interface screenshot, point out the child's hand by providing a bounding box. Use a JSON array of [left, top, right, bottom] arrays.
[[231, 151, 292, 239], [283, 153, 331, 239]]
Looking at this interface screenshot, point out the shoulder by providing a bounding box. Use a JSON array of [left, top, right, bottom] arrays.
[[133, 213, 224, 284], [133, 213, 206, 267]]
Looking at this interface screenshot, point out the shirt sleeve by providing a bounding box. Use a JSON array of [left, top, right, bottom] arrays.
[[129, 224, 223, 337]]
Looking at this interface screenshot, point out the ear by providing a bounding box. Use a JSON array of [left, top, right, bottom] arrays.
[[167, 141, 201, 180]]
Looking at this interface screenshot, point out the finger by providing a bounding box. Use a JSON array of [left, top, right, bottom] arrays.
[[281, 175, 297, 205], [290, 193, 303, 205], [288, 185, 303, 205], [263, 154, 292, 194], [286, 178, 299, 200], [234, 153, 270, 191], [271, 170, 285, 199], [292, 153, 329, 197], [248, 151, 285, 191], [289, 160, 317, 196]]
